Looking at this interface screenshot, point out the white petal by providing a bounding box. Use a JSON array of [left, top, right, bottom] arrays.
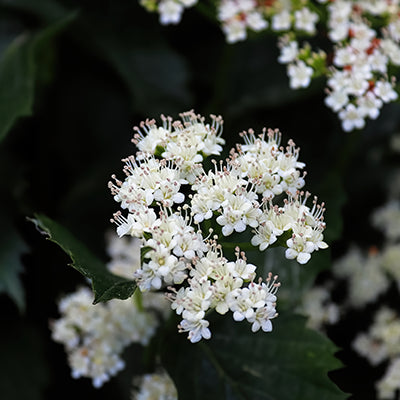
[[297, 252, 311, 264]]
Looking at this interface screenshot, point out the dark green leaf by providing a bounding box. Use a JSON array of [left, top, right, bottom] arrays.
[[0, 216, 28, 312], [88, 35, 192, 116], [0, 11, 77, 141], [262, 246, 331, 309], [162, 313, 346, 400], [141, 246, 152, 264], [29, 214, 136, 304]]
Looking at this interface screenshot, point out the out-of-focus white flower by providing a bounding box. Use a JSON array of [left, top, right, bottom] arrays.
[[132, 370, 177, 400], [287, 61, 313, 89], [372, 200, 400, 241], [377, 358, 400, 400], [158, 0, 184, 24], [294, 7, 319, 34], [298, 287, 339, 331], [339, 104, 366, 132], [51, 287, 161, 387]]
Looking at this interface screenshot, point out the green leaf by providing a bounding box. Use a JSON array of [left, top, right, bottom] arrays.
[[0, 11, 77, 142], [162, 313, 346, 400], [0, 216, 28, 312], [29, 214, 136, 304], [88, 35, 192, 116], [262, 246, 331, 309]]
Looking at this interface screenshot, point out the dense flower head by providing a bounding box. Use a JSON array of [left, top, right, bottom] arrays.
[[51, 286, 161, 388], [109, 111, 328, 342], [131, 370, 177, 400], [50, 235, 170, 388], [138, 0, 400, 131]]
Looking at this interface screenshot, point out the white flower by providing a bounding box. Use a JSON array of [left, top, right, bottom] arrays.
[[377, 358, 400, 400], [299, 287, 339, 331], [216, 194, 260, 236], [247, 12, 268, 31], [278, 40, 299, 64], [132, 370, 177, 400], [218, 0, 240, 21], [333, 47, 357, 67], [285, 227, 315, 264], [179, 314, 211, 343], [388, 19, 400, 41], [358, 91, 383, 119], [158, 0, 184, 25], [251, 221, 277, 251], [51, 286, 160, 387], [223, 19, 247, 43], [325, 90, 349, 112], [372, 200, 400, 241], [294, 8, 319, 34], [287, 61, 313, 89], [271, 10, 291, 31], [373, 80, 398, 103], [381, 38, 400, 65], [339, 104, 366, 132]]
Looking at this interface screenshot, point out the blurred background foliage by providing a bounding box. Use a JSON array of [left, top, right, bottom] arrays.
[[1, 0, 400, 399]]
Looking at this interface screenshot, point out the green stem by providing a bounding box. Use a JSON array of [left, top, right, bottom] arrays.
[[133, 288, 143, 312], [220, 242, 255, 252]]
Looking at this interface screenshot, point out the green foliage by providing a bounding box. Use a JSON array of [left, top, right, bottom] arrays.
[[29, 214, 136, 304], [263, 247, 331, 309], [81, 26, 192, 116], [0, 214, 27, 312], [0, 11, 77, 142], [162, 313, 345, 400]]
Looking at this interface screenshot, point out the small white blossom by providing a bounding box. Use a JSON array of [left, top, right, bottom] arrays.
[[287, 61, 313, 89]]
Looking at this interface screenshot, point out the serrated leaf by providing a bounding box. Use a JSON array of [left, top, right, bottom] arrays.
[[0, 11, 77, 142], [162, 313, 346, 400], [0, 216, 28, 312], [29, 214, 136, 304]]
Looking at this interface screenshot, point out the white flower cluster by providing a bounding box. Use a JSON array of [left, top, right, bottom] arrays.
[[372, 200, 400, 242], [353, 307, 400, 399], [51, 235, 170, 388], [322, 0, 400, 131], [217, 0, 319, 44], [298, 286, 339, 331], [139, 0, 197, 25], [138, 0, 400, 132], [171, 247, 280, 342], [131, 370, 177, 400], [332, 246, 390, 308], [221, 0, 400, 131], [51, 287, 159, 387], [109, 111, 328, 342]]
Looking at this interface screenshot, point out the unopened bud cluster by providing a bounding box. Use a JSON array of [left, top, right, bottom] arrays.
[[109, 110, 328, 342]]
